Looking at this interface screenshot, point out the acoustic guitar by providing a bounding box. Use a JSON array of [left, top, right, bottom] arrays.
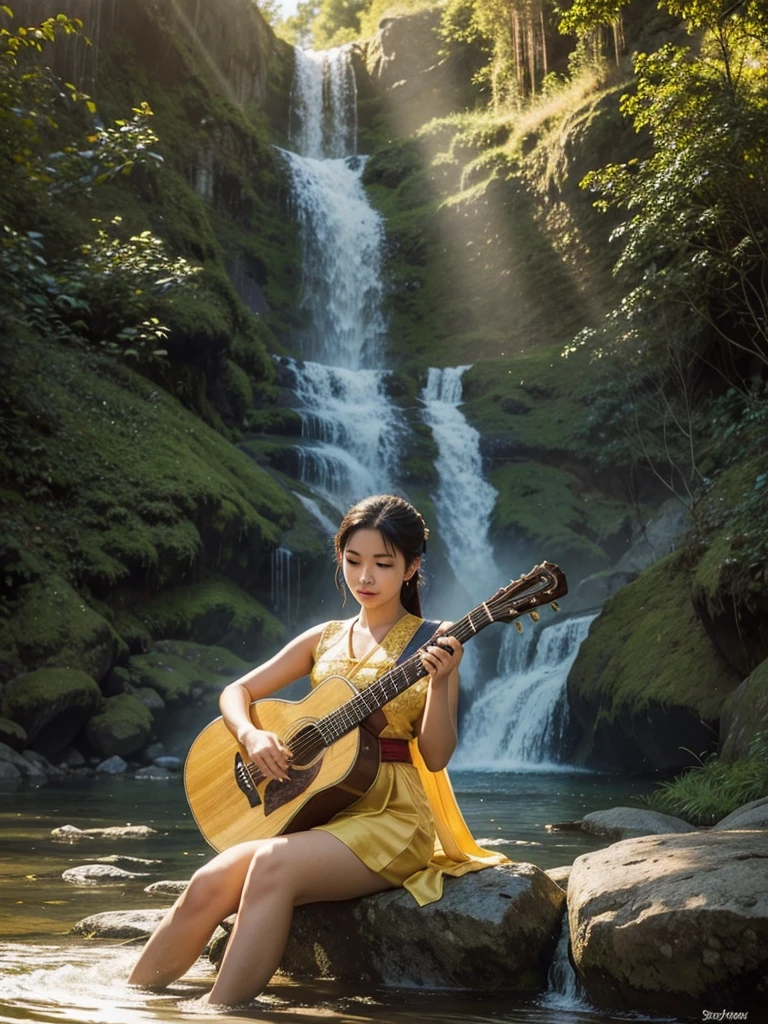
[[184, 561, 567, 851]]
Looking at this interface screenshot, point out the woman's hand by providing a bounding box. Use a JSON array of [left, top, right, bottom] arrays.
[[420, 625, 463, 686], [239, 725, 292, 782]]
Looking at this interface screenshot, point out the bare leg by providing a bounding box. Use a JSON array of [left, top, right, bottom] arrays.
[[128, 840, 262, 988], [206, 830, 393, 1007]]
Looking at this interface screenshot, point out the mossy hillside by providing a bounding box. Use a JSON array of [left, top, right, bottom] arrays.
[[44, 6, 302, 425], [2, 668, 103, 756], [568, 553, 741, 726], [1, 337, 300, 664], [490, 461, 630, 579]]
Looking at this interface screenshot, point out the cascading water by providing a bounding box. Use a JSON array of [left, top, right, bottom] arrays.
[[453, 614, 597, 769], [421, 366, 498, 601], [278, 47, 398, 535]]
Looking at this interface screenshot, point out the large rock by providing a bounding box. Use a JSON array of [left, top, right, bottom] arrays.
[[567, 553, 742, 772], [568, 830, 768, 1015], [720, 658, 768, 763], [72, 908, 168, 938], [712, 797, 768, 832], [211, 863, 565, 991], [85, 693, 153, 757], [2, 668, 102, 757], [581, 807, 697, 841]]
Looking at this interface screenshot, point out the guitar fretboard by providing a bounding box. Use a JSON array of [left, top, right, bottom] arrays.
[[315, 603, 497, 746]]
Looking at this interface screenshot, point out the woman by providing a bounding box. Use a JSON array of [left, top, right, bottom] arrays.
[[129, 493, 505, 1006]]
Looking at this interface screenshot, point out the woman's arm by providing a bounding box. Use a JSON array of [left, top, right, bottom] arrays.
[[415, 625, 462, 772], [218, 622, 327, 782]]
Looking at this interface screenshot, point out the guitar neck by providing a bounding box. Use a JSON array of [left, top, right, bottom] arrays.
[[316, 604, 494, 747]]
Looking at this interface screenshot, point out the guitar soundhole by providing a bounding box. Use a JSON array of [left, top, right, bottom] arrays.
[[287, 724, 324, 766]]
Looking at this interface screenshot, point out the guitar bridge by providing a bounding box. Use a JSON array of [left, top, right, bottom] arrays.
[[234, 752, 262, 808]]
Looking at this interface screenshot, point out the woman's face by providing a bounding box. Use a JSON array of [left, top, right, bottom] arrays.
[[341, 528, 418, 612]]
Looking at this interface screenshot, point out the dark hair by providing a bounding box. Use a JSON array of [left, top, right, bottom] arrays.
[[334, 494, 428, 617]]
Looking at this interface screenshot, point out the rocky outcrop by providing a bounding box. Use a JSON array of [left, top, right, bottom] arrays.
[[365, 11, 478, 134], [567, 552, 742, 771], [712, 797, 768, 832], [720, 658, 768, 762], [568, 830, 768, 1015]]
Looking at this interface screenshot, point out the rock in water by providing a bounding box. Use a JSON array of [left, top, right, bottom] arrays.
[[568, 830, 768, 1015], [72, 909, 168, 938], [211, 862, 565, 991], [63, 864, 151, 884], [580, 807, 697, 840]]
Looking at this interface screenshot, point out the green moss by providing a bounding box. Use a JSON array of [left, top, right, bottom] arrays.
[[570, 553, 741, 720], [490, 461, 628, 575], [0, 577, 121, 683], [690, 454, 768, 619], [85, 693, 154, 757], [126, 637, 250, 703], [0, 716, 27, 751], [2, 667, 102, 755], [138, 573, 284, 658]]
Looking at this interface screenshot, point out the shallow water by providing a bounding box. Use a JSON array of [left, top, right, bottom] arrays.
[[0, 772, 662, 1024]]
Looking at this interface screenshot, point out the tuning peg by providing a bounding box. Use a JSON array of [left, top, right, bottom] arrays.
[[514, 620, 524, 633], [529, 610, 540, 622], [551, 601, 561, 612]]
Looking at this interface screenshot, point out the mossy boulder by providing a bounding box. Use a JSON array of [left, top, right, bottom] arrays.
[[720, 658, 768, 763], [125, 638, 250, 704], [85, 693, 154, 758], [2, 668, 102, 757], [0, 716, 27, 751], [689, 455, 768, 677], [137, 575, 283, 659], [0, 578, 121, 685], [567, 553, 742, 772]]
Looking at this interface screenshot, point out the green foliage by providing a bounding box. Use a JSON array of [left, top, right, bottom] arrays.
[[577, 4, 768, 370], [440, 0, 560, 107], [644, 732, 768, 825]]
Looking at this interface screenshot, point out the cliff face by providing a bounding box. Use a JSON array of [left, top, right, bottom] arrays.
[[0, 0, 323, 765]]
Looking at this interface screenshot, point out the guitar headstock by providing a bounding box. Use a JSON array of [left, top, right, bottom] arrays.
[[486, 562, 568, 623]]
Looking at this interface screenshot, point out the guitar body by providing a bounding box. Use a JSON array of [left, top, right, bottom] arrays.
[[184, 675, 382, 852]]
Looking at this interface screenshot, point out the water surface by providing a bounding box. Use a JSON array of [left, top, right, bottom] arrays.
[[0, 772, 658, 1024]]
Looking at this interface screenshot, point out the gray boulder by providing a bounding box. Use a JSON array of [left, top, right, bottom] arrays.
[[96, 755, 128, 775], [568, 830, 768, 1015], [713, 796, 768, 832], [581, 807, 697, 841], [211, 862, 564, 991], [72, 909, 168, 938]]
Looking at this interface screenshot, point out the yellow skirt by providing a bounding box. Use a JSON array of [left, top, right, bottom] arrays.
[[313, 762, 438, 905]]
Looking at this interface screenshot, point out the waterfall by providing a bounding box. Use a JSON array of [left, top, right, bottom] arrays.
[[279, 47, 397, 525], [539, 912, 590, 1011], [421, 366, 497, 602], [453, 614, 596, 769], [271, 547, 299, 623]]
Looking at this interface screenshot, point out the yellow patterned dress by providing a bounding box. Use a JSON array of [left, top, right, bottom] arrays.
[[310, 612, 508, 906]]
